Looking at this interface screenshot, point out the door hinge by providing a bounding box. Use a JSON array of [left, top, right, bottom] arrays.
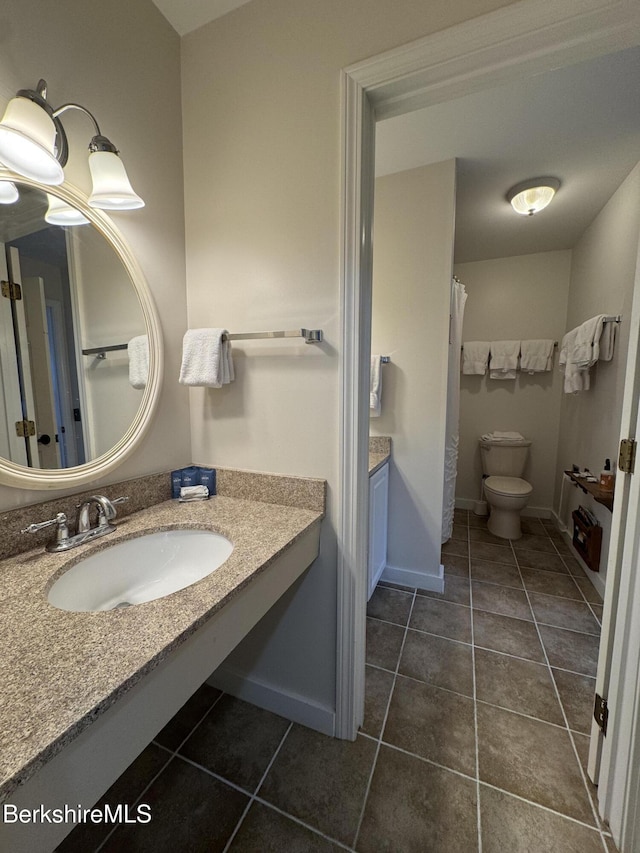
[[15, 419, 35, 438], [619, 438, 637, 475], [594, 693, 608, 735], [1, 280, 22, 301]]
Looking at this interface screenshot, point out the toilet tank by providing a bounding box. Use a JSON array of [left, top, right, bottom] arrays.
[[479, 437, 531, 477]]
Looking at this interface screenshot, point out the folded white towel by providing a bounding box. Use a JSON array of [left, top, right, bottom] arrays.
[[482, 431, 526, 442], [462, 341, 490, 375], [370, 355, 382, 417], [571, 315, 607, 367], [128, 334, 149, 389], [490, 340, 520, 380], [179, 328, 235, 388], [520, 339, 555, 374], [559, 315, 616, 393]]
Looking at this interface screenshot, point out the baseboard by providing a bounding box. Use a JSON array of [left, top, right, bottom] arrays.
[[381, 562, 445, 593], [207, 665, 336, 737], [456, 497, 552, 519]]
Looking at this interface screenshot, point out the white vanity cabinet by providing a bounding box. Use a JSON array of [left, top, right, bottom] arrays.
[[368, 461, 389, 600]]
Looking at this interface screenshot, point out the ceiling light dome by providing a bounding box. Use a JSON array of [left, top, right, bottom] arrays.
[[507, 178, 560, 216]]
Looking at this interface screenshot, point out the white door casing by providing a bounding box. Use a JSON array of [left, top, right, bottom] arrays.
[[338, 0, 640, 843]]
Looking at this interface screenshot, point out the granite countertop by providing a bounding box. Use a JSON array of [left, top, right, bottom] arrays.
[[369, 435, 391, 476], [0, 496, 322, 804]]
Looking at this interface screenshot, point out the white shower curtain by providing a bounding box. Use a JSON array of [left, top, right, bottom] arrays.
[[442, 278, 467, 543]]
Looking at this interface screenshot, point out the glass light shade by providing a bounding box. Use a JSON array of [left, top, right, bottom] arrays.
[[507, 179, 560, 216], [87, 151, 144, 210], [0, 97, 64, 185], [0, 181, 19, 204], [45, 194, 90, 226]]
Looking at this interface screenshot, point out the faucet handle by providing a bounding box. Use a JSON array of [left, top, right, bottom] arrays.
[[21, 512, 70, 546], [21, 512, 68, 534], [112, 496, 129, 507]]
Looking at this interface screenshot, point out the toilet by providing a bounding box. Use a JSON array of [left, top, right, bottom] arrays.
[[479, 434, 533, 540]]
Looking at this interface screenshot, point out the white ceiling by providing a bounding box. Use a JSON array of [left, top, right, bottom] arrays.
[[151, 0, 251, 35], [375, 47, 640, 263], [151, 4, 639, 262]]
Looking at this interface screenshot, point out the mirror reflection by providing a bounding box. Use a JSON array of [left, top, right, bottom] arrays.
[[0, 181, 146, 469]]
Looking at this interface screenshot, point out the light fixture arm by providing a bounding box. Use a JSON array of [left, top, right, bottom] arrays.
[[53, 104, 120, 161]]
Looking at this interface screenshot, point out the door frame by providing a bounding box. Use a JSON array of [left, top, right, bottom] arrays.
[[337, 0, 640, 828]]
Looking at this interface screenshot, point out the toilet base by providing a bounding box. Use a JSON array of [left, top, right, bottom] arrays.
[[487, 506, 523, 540]]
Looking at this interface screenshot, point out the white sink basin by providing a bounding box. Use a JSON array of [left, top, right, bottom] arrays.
[[47, 529, 234, 612]]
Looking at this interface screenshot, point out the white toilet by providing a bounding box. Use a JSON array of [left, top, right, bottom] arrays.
[[479, 434, 533, 540]]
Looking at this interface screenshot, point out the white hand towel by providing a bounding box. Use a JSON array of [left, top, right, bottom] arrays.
[[128, 334, 149, 389], [572, 315, 607, 367], [462, 341, 490, 375], [490, 340, 520, 380], [520, 340, 555, 374], [370, 355, 382, 417], [179, 328, 235, 387], [482, 431, 526, 442], [559, 316, 616, 393]]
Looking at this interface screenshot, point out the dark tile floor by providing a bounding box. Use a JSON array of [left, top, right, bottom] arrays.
[[57, 510, 616, 852]]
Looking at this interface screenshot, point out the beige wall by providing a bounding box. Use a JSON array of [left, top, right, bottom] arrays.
[[371, 162, 456, 579], [454, 251, 571, 510], [0, 0, 190, 509], [555, 162, 640, 590], [181, 0, 517, 716]]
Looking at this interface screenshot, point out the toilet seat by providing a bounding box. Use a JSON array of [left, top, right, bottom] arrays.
[[485, 476, 532, 498]]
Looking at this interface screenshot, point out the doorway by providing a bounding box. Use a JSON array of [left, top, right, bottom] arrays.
[[338, 0, 640, 847]]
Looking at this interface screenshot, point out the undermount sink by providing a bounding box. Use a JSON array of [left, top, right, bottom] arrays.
[[47, 529, 234, 612]]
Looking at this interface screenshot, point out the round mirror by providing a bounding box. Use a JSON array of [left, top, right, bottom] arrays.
[[0, 172, 163, 489]]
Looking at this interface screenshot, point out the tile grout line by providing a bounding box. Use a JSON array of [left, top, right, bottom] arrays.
[[357, 727, 609, 838], [93, 690, 226, 853], [509, 537, 610, 852], [221, 720, 294, 853], [467, 518, 483, 853], [248, 795, 356, 852], [352, 587, 418, 850]]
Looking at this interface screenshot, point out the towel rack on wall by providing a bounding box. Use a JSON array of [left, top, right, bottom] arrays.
[[82, 343, 128, 359], [222, 328, 323, 344], [603, 315, 622, 324], [460, 342, 558, 351]]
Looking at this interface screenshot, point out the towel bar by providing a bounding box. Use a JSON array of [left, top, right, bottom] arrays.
[[222, 328, 323, 344]]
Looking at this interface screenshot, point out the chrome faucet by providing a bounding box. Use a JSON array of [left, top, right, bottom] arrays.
[[76, 494, 122, 534], [22, 495, 129, 552]]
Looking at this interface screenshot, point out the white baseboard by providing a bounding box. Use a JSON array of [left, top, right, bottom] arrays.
[[456, 497, 551, 519], [381, 562, 445, 593], [207, 666, 336, 737]]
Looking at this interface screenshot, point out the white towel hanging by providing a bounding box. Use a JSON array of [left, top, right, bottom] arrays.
[[179, 328, 235, 387]]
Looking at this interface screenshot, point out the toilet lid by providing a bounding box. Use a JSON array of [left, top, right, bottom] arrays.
[[485, 476, 533, 497]]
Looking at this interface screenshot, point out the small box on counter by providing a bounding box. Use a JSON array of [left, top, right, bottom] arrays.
[[198, 467, 216, 495], [171, 466, 217, 498]]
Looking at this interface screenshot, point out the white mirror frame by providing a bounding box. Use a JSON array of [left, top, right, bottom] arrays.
[[0, 169, 163, 489]]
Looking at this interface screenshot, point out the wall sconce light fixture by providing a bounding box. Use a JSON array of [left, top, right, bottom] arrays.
[[507, 177, 560, 216], [0, 79, 144, 212]]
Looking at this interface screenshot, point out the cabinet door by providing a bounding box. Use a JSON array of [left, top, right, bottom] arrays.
[[368, 462, 389, 600]]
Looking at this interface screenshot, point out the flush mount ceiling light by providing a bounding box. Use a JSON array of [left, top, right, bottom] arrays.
[[0, 79, 144, 216], [506, 178, 560, 216]]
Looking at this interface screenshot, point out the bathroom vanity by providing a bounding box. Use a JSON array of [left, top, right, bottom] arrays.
[[0, 489, 323, 852], [368, 437, 391, 599]]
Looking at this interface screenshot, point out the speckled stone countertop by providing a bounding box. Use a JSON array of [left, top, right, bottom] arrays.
[[0, 496, 322, 804], [369, 435, 391, 476]]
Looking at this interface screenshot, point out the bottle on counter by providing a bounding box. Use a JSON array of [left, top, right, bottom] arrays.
[[599, 458, 615, 492]]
